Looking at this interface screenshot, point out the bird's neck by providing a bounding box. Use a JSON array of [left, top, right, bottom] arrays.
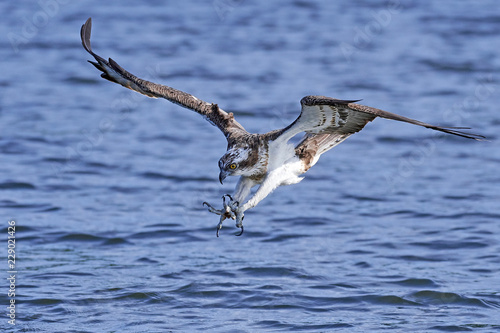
[[239, 135, 270, 183]]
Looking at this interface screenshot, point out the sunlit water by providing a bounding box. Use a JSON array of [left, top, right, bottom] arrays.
[[1, 1, 500, 332]]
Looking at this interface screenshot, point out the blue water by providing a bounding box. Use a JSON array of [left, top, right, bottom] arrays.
[[1, 0, 500, 332]]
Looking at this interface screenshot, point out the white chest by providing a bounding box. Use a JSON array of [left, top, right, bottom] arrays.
[[267, 139, 304, 185]]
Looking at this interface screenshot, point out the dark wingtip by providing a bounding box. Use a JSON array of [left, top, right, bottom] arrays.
[[108, 57, 125, 74], [87, 60, 103, 71], [81, 19, 114, 77], [80, 17, 93, 53], [425, 125, 486, 141]]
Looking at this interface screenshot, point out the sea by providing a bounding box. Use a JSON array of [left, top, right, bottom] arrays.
[[1, 0, 500, 332]]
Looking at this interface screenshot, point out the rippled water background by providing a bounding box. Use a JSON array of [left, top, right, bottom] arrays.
[[1, 0, 500, 332]]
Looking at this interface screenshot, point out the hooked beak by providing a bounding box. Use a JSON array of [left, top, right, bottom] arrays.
[[219, 171, 227, 185]]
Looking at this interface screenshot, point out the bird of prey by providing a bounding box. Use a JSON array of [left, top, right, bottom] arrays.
[[80, 18, 484, 237]]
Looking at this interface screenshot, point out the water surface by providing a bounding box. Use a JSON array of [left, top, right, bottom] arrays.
[[1, 0, 500, 332]]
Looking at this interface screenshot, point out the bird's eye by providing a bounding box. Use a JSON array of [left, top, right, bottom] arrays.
[[229, 163, 237, 170]]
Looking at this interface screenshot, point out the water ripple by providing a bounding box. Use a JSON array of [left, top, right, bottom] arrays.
[[390, 278, 440, 288], [238, 266, 323, 280], [139, 171, 213, 182], [0, 181, 36, 190], [3, 1, 500, 331], [409, 291, 492, 308], [409, 240, 489, 250]]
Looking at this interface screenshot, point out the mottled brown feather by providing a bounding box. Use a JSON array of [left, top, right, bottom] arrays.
[[290, 96, 484, 169], [80, 18, 247, 142]]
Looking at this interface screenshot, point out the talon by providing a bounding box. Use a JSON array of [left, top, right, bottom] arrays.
[[206, 195, 240, 237], [234, 212, 244, 236], [228, 200, 239, 212], [235, 224, 244, 236], [215, 213, 227, 237], [216, 221, 223, 237], [203, 201, 223, 215], [221, 194, 233, 206]]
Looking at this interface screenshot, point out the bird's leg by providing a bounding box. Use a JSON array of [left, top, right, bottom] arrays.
[[227, 198, 244, 236], [203, 195, 235, 216], [203, 176, 257, 237], [203, 195, 236, 237], [234, 209, 245, 236]]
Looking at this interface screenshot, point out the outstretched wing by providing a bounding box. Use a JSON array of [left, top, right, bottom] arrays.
[[270, 95, 484, 170], [80, 18, 247, 141], [276, 95, 484, 143]]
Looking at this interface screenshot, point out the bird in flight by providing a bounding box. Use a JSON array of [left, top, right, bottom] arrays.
[[80, 18, 484, 237]]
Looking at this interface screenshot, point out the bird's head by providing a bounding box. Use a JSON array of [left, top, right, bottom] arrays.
[[218, 147, 258, 184]]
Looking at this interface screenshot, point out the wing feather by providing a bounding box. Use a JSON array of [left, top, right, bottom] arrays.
[[346, 102, 485, 140], [272, 96, 374, 144], [276, 95, 484, 145], [275, 95, 485, 170], [80, 18, 246, 141]]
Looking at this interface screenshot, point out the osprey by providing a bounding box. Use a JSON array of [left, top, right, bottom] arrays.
[[80, 18, 484, 237]]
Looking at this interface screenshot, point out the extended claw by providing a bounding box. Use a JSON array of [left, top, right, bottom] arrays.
[[234, 210, 245, 236], [228, 200, 239, 212], [235, 224, 244, 236], [216, 218, 224, 237], [203, 196, 235, 218], [203, 201, 223, 215], [205, 195, 244, 237]]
